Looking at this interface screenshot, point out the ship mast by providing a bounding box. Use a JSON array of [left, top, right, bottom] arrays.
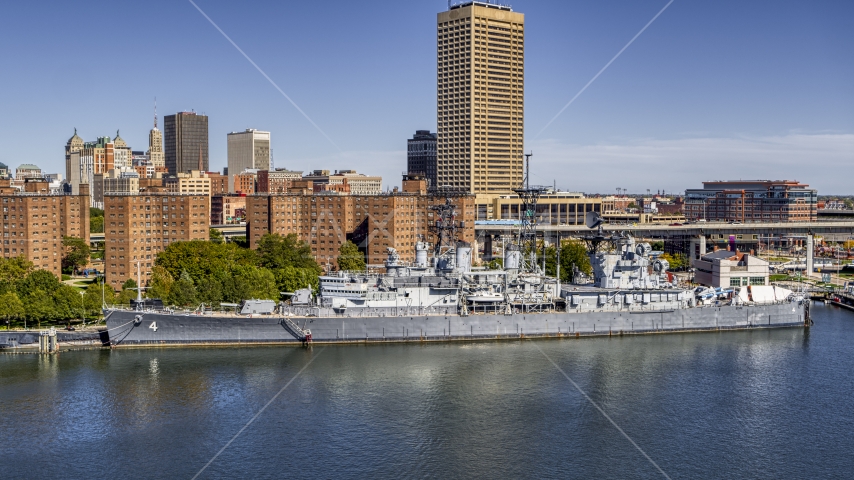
[[513, 153, 547, 274], [428, 196, 459, 260], [427, 184, 468, 263]]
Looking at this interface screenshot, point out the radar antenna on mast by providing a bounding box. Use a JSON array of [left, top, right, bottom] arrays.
[[581, 211, 623, 254]]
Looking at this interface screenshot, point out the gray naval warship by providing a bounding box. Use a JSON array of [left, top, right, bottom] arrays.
[[103, 181, 808, 346]]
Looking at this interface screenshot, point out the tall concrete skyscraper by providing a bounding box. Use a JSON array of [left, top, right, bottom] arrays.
[[227, 129, 270, 173], [148, 101, 164, 168], [437, 1, 524, 194], [164, 111, 208, 175]]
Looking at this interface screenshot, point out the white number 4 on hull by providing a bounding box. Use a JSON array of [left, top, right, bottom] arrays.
[[149, 322, 158, 332]]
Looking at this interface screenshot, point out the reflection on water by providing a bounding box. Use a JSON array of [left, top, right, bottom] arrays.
[[1, 304, 853, 479]]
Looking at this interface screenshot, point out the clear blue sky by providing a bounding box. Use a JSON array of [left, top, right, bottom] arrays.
[[0, 0, 851, 194]]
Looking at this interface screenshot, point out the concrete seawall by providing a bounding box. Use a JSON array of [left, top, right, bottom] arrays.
[[0, 331, 104, 352]]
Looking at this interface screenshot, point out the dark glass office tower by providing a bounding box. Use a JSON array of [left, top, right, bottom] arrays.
[[407, 130, 437, 187], [164, 112, 209, 175]]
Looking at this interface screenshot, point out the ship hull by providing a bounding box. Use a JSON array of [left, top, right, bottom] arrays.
[[104, 302, 807, 346]]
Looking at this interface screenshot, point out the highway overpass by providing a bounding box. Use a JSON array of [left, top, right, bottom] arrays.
[[89, 225, 246, 246], [475, 221, 854, 239]]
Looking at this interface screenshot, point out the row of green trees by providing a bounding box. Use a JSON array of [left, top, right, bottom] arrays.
[[0, 256, 134, 329], [0, 233, 364, 326], [145, 233, 333, 308]]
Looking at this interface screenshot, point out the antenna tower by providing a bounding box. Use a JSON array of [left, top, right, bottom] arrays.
[[513, 153, 548, 273], [428, 195, 460, 259]]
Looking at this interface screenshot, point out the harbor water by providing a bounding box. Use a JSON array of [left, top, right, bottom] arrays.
[[1, 303, 852, 479]]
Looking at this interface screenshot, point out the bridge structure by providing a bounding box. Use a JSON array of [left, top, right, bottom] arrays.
[[90, 224, 247, 245], [210, 224, 248, 240], [475, 220, 854, 275]]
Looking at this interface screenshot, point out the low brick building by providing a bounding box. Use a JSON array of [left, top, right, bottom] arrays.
[[685, 180, 817, 223], [257, 169, 302, 194]]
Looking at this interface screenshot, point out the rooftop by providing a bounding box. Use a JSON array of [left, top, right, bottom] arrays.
[[702, 250, 739, 261], [700, 180, 810, 188], [449, 0, 512, 12]]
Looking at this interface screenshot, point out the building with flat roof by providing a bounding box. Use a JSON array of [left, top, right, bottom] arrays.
[[211, 194, 247, 225], [207, 171, 229, 195], [104, 192, 209, 289], [232, 169, 258, 194], [303, 170, 382, 196], [407, 130, 437, 187], [227, 129, 270, 184], [94, 168, 140, 208], [166, 170, 211, 196], [164, 112, 209, 175], [693, 249, 769, 289], [0, 180, 90, 277], [437, 1, 525, 193], [685, 180, 817, 223], [257, 169, 302, 194], [478, 190, 602, 225]]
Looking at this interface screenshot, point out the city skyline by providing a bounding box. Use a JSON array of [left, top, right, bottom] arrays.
[[0, 0, 851, 193]]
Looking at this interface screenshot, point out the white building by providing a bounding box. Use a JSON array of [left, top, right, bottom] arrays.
[[44, 173, 64, 194], [167, 170, 211, 196], [112, 131, 132, 170], [93, 168, 140, 209], [693, 250, 769, 288], [227, 129, 270, 191], [148, 103, 165, 168], [15, 163, 42, 180]]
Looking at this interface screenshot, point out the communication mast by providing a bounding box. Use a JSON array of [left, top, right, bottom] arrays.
[[428, 195, 460, 260], [427, 182, 469, 260], [512, 153, 547, 273]]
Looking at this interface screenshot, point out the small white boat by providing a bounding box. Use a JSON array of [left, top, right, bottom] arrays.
[[467, 287, 504, 303]]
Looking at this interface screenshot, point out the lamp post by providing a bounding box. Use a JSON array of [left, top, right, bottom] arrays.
[[79, 291, 86, 327]]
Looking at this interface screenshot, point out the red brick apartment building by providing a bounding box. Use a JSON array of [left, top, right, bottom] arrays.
[[0, 179, 89, 277], [245, 177, 475, 267]]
